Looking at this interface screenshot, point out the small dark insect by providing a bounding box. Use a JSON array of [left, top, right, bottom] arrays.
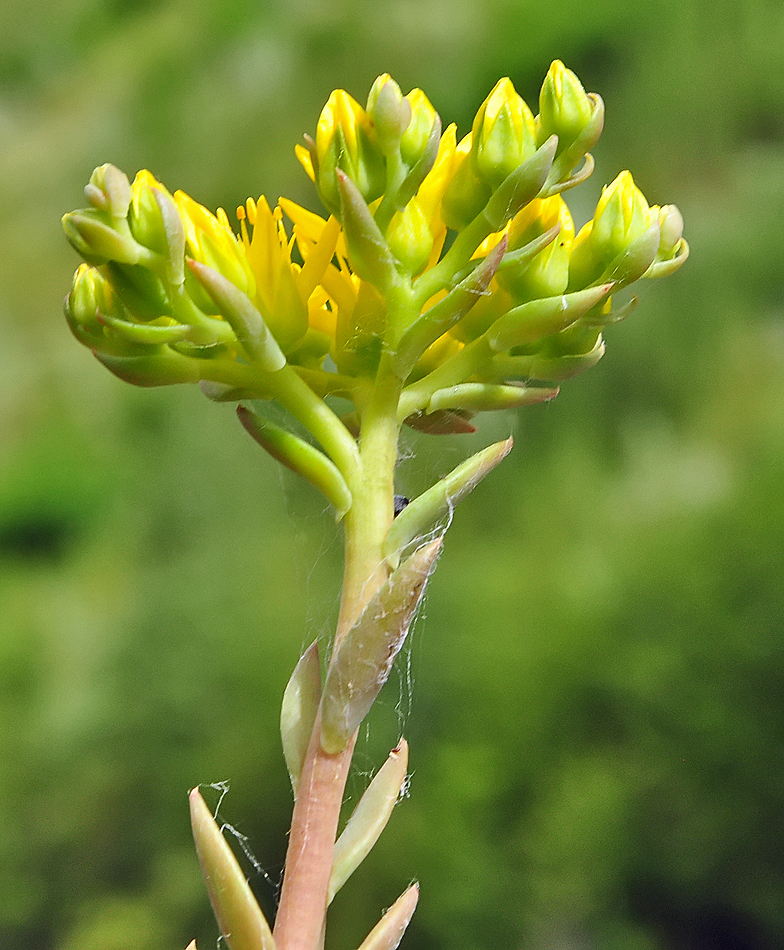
[[393, 494, 410, 517]]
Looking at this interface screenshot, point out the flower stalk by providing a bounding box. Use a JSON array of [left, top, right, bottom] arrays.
[[60, 63, 688, 950]]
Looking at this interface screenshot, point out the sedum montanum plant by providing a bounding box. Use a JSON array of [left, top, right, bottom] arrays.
[[61, 62, 688, 950]]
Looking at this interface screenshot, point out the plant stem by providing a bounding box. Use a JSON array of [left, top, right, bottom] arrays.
[[273, 356, 402, 950]]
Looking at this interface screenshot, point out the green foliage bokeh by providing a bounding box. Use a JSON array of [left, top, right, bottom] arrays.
[[2, 1, 784, 949]]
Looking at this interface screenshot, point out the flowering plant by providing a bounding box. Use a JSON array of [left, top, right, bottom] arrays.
[[62, 62, 687, 950]]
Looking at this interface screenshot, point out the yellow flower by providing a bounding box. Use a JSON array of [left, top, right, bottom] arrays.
[[175, 191, 255, 298]]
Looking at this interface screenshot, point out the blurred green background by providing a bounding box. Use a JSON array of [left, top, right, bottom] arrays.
[[2, 1, 784, 948]]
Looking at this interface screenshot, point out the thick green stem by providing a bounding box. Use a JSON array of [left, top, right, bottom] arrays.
[[273, 356, 402, 950]]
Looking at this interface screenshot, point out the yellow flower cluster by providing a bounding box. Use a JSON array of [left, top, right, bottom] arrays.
[[63, 63, 687, 429]]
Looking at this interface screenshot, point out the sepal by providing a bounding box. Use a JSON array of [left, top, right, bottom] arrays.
[[480, 135, 558, 233]]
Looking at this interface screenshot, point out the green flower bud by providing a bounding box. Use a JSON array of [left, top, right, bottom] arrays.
[[538, 60, 597, 151], [84, 163, 131, 219], [644, 203, 689, 279], [366, 74, 411, 155], [128, 169, 175, 254], [400, 89, 439, 168], [654, 203, 684, 259], [593, 171, 651, 258], [498, 195, 574, 300], [569, 171, 658, 287], [472, 78, 537, 190], [64, 263, 105, 341], [386, 198, 434, 277]]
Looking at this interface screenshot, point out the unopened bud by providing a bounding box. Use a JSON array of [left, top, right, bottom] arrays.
[[400, 89, 439, 168], [441, 134, 492, 230], [498, 195, 574, 300], [569, 171, 658, 287], [84, 163, 131, 219], [538, 60, 597, 151], [128, 170, 175, 255], [367, 74, 411, 155], [654, 203, 684, 259], [472, 78, 537, 190], [386, 198, 434, 276], [64, 263, 104, 338], [315, 89, 385, 215]]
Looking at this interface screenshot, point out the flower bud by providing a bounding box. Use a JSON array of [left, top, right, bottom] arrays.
[[315, 89, 385, 215], [593, 171, 651, 258], [653, 203, 684, 259], [386, 198, 434, 276], [400, 89, 439, 168], [498, 195, 574, 300], [128, 170, 175, 254], [538, 60, 597, 150], [472, 78, 537, 190], [441, 133, 492, 230], [569, 171, 658, 287], [64, 263, 105, 339], [366, 74, 412, 155], [84, 163, 131, 219]]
